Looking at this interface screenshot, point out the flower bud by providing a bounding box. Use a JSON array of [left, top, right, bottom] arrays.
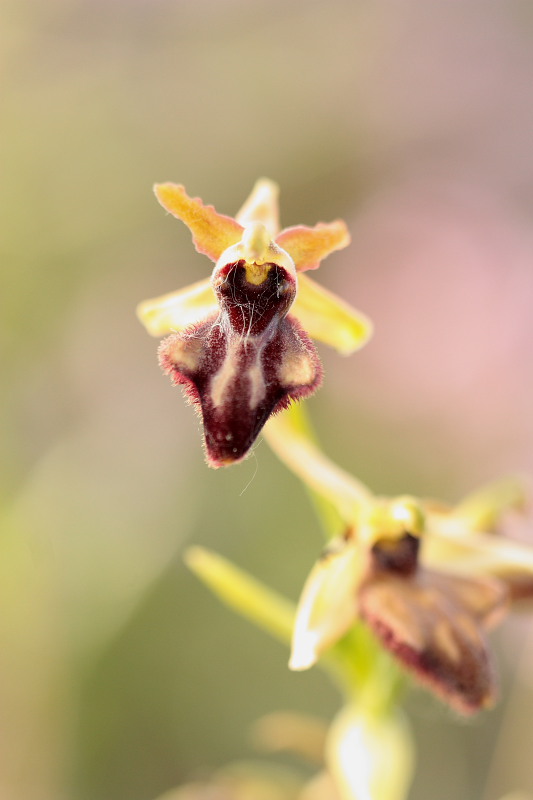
[[326, 706, 414, 800]]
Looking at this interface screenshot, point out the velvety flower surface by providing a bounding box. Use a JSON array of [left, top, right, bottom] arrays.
[[265, 406, 533, 714], [138, 180, 371, 467]]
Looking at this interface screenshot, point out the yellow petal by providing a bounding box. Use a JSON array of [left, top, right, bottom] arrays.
[[292, 273, 373, 355], [290, 538, 362, 671], [235, 178, 280, 238], [264, 405, 372, 524], [326, 706, 414, 800], [452, 475, 528, 532], [136, 277, 217, 337], [154, 183, 243, 262], [425, 518, 533, 590], [276, 221, 350, 271]]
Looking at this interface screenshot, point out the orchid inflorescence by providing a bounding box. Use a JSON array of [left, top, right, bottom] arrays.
[[139, 179, 533, 800]]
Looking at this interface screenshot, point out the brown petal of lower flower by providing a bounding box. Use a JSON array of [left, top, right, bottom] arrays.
[[159, 314, 322, 467], [359, 569, 508, 714], [503, 573, 533, 604]]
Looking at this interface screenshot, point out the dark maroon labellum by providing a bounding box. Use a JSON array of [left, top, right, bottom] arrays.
[[359, 555, 506, 714], [213, 261, 296, 335], [159, 261, 322, 466]]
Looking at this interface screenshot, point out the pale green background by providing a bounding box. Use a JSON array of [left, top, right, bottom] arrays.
[[2, 1, 533, 799]]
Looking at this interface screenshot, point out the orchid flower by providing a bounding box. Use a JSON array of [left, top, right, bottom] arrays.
[[137, 180, 371, 467], [264, 405, 533, 715]]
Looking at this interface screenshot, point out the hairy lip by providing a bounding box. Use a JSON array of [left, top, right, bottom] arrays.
[[159, 260, 321, 466]]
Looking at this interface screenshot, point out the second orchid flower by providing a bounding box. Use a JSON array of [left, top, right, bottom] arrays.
[[265, 405, 533, 715]]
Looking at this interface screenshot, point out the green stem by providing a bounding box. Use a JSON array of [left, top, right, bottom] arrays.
[[185, 546, 295, 645], [264, 404, 373, 526], [330, 623, 406, 714]]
